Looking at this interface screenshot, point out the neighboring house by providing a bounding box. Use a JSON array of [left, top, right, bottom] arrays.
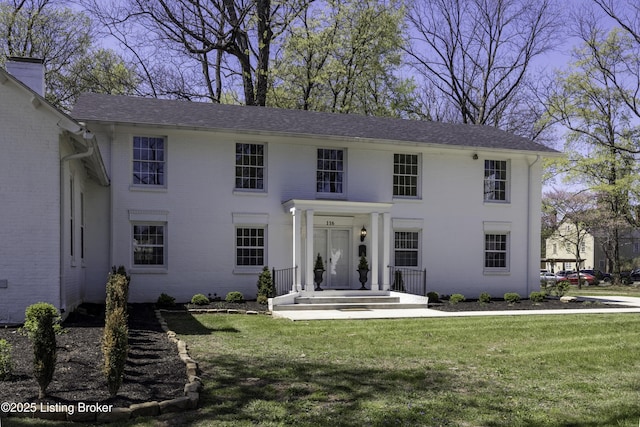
[[0, 59, 109, 324], [545, 226, 640, 273], [544, 224, 594, 272], [1, 59, 559, 322]]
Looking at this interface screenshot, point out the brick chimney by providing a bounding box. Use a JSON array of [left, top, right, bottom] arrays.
[[5, 57, 45, 96]]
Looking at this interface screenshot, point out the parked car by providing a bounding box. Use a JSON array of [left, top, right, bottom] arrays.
[[580, 269, 612, 283], [565, 272, 597, 286], [620, 269, 640, 284], [540, 272, 560, 285]]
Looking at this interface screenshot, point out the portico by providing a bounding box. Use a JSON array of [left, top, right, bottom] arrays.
[[283, 199, 393, 293]]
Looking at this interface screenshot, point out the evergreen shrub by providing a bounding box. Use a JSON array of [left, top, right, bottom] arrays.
[[102, 306, 128, 396], [225, 291, 244, 303], [504, 293, 521, 304], [0, 339, 12, 380], [257, 266, 276, 302], [479, 292, 492, 303], [24, 302, 59, 398], [191, 294, 210, 305], [449, 294, 465, 304]]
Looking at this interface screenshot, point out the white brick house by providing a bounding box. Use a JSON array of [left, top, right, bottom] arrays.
[[1, 61, 559, 322], [0, 62, 109, 323]]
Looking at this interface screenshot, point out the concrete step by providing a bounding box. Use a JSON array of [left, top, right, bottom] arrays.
[[294, 296, 400, 305], [272, 300, 429, 311]]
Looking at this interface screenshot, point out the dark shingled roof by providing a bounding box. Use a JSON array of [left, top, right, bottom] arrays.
[[72, 93, 558, 154]]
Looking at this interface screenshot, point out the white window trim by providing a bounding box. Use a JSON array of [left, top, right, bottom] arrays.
[[131, 135, 167, 190], [316, 147, 347, 198], [129, 210, 169, 273], [392, 153, 421, 199], [393, 229, 422, 269], [233, 225, 267, 274], [234, 142, 267, 194], [483, 221, 510, 274], [483, 159, 510, 204]]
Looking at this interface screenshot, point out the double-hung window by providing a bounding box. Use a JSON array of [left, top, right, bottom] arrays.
[[133, 136, 165, 186], [394, 231, 419, 267], [133, 224, 165, 266], [484, 160, 508, 202], [393, 154, 419, 198], [236, 227, 265, 266], [235, 143, 265, 191], [317, 148, 345, 195], [484, 233, 508, 270]]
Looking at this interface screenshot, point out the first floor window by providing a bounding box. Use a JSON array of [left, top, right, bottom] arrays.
[[485, 233, 508, 269], [236, 227, 265, 266], [394, 231, 419, 267], [133, 224, 165, 265]]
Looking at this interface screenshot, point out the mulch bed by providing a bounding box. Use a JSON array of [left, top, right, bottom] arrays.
[[0, 304, 185, 409], [429, 297, 622, 312]]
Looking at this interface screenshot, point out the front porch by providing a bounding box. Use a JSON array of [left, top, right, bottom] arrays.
[[270, 289, 430, 320], [282, 199, 394, 293]]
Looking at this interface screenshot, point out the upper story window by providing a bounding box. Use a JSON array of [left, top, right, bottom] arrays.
[[133, 136, 165, 186], [317, 148, 345, 195], [235, 143, 265, 191], [393, 154, 419, 198], [484, 159, 508, 202]]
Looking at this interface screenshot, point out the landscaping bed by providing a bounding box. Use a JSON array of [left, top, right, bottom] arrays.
[[0, 304, 185, 409]]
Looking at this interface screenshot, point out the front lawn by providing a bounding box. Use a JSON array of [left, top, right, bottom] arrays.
[[569, 283, 640, 297], [158, 312, 640, 426]]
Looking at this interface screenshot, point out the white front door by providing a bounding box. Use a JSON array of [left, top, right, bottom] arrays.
[[314, 228, 351, 288]]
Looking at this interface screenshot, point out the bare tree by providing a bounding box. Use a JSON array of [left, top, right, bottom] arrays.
[[83, 0, 310, 105], [404, 0, 561, 139]]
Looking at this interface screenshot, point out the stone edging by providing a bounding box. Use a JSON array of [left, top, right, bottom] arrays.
[[3, 310, 202, 424]]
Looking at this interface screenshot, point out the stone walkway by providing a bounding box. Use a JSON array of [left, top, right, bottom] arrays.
[[272, 296, 640, 321]]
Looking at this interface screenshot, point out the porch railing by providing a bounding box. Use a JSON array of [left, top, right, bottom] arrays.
[[388, 266, 427, 296], [272, 266, 298, 296]]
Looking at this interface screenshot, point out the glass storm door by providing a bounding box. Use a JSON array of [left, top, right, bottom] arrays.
[[313, 229, 351, 288]]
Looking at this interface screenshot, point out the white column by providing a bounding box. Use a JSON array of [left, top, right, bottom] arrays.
[[305, 209, 315, 291], [382, 212, 391, 291], [370, 212, 379, 290], [291, 207, 302, 292]]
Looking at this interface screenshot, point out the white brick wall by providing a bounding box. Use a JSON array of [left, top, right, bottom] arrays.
[[0, 81, 61, 323]]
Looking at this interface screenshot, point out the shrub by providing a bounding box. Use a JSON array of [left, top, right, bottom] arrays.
[[449, 294, 465, 304], [504, 293, 521, 304], [257, 295, 269, 305], [24, 303, 59, 398], [554, 281, 571, 297], [157, 293, 176, 306], [225, 291, 244, 303], [529, 291, 545, 303], [102, 306, 128, 396], [106, 272, 129, 314], [426, 291, 439, 303], [479, 292, 492, 304], [257, 266, 276, 300], [191, 294, 210, 305], [0, 339, 12, 380]]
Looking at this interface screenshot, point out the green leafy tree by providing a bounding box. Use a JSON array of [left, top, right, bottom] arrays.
[[544, 28, 640, 280], [270, 0, 416, 117], [0, 0, 138, 110]]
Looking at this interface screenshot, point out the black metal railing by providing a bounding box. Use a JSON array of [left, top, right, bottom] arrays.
[[272, 266, 298, 296], [388, 266, 427, 296]]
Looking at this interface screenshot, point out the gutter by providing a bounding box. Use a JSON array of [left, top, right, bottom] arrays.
[[527, 155, 541, 297], [58, 122, 95, 316]]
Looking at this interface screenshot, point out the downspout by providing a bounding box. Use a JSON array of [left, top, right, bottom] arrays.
[[527, 155, 541, 297], [58, 123, 95, 315]]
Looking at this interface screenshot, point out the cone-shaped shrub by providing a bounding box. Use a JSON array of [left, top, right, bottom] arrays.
[[24, 303, 59, 398], [257, 266, 275, 300], [102, 306, 128, 396]]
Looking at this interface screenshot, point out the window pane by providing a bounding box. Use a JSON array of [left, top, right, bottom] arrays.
[[393, 154, 419, 197], [317, 149, 344, 194], [235, 143, 265, 190]]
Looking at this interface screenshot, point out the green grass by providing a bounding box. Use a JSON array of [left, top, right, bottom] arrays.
[[152, 312, 640, 427], [569, 284, 640, 297]]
